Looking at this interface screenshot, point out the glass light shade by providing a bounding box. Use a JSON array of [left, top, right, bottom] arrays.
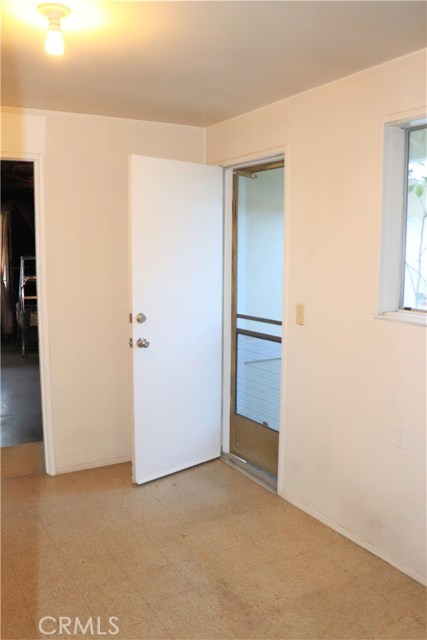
[[45, 26, 64, 56]]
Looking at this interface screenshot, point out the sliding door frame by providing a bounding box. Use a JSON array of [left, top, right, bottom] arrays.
[[230, 160, 284, 478], [220, 148, 289, 494]]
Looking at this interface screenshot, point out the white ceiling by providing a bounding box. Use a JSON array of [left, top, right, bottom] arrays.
[[1, 1, 426, 127]]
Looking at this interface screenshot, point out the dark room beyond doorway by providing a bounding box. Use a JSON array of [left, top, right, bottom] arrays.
[[1, 160, 43, 447]]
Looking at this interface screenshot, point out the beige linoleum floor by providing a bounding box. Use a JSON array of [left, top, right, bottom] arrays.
[[1, 458, 426, 640]]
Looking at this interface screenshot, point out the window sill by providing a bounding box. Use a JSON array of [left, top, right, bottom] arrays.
[[376, 311, 427, 326]]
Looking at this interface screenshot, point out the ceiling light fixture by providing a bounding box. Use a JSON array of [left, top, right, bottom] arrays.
[[37, 3, 71, 56]]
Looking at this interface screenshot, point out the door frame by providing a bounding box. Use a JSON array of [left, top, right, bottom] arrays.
[[220, 147, 289, 494], [1, 152, 56, 475]]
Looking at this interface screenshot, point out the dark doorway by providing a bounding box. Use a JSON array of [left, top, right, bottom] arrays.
[[1, 160, 43, 447]]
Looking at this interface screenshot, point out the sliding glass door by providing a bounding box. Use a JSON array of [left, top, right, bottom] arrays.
[[230, 160, 284, 479]]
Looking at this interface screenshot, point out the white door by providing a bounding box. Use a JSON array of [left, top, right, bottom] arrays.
[[130, 155, 223, 485]]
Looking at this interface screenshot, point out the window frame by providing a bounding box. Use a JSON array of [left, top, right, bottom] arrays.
[[377, 116, 427, 326]]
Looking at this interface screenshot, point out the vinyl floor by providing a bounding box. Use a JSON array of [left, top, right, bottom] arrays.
[[1, 346, 43, 447], [1, 456, 426, 639]]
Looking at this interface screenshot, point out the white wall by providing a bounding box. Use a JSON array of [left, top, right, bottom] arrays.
[[207, 49, 427, 583], [1, 107, 205, 473]]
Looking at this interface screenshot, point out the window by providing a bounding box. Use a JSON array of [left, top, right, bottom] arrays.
[[402, 126, 427, 311], [378, 117, 427, 324]]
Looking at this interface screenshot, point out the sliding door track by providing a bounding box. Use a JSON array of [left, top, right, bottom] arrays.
[[221, 452, 277, 494]]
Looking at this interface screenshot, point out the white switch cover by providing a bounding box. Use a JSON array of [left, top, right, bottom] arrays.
[[396, 424, 409, 449]]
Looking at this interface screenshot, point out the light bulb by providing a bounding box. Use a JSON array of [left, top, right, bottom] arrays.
[[45, 25, 64, 56], [38, 4, 71, 57]]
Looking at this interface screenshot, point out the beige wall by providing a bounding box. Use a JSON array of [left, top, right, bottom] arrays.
[[1, 107, 205, 473], [206, 49, 426, 582]]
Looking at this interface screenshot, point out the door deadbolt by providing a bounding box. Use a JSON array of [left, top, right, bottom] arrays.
[[136, 313, 146, 323], [136, 338, 150, 349]]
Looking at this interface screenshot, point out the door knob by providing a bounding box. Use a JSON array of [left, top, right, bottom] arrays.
[[137, 338, 150, 349]]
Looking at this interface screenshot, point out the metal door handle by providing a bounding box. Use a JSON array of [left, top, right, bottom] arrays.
[[137, 338, 150, 349]]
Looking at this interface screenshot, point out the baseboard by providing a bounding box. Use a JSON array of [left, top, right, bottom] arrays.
[[56, 456, 131, 475], [279, 489, 427, 587]]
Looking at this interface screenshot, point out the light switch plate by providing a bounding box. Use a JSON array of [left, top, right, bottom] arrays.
[[296, 303, 304, 325]]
